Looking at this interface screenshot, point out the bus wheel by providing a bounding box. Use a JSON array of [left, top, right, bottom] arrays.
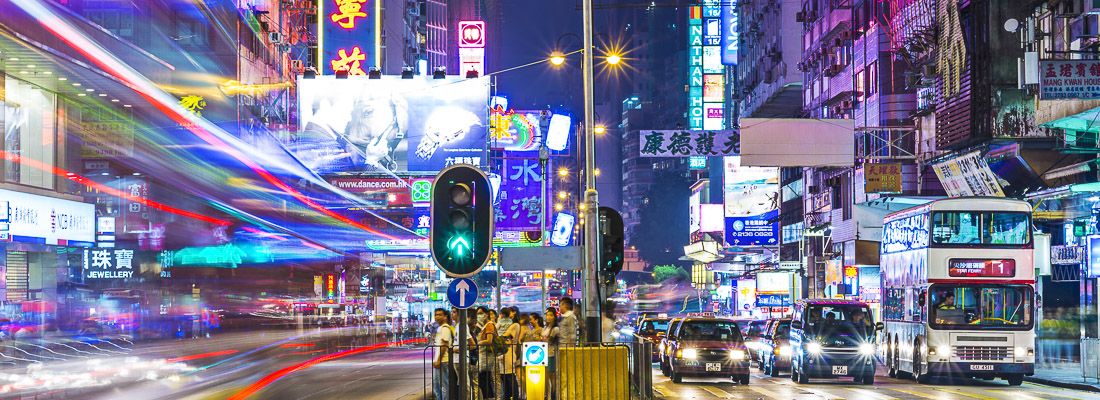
[[914, 347, 932, 384], [1006, 374, 1023, 386]]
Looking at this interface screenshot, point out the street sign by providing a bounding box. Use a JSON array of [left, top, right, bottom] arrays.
[[499, 246, 582, 271], [447, 278, 479, 309], [522, 342, 548, 366]]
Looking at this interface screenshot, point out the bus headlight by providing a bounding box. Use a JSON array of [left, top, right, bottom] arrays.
[[1015, 347, 1033, 358], [931, 344, 951, 357], [778, 345, 792, 357], [806, 342, 822, 355], [729, 349, 747, 360], [682, 348, 698, 360], [859, 343, 875, 356]]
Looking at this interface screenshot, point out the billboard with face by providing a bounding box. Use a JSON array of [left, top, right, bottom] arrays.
[[295, 76, 489, 174]]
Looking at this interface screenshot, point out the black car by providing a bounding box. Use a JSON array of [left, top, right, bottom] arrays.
[[665, 317, 751, 384], [759, 318, 792, 377], [790, 300, 882, 385], [743, 319, 768, 363]]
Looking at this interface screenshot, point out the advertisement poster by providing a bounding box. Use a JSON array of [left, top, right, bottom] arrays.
[[719, 1, 738, 65], [931, 151, 1005, 197], [1, 188, 95, 246], [703, 75, 725, 103], [295, 76, 489, 173], [723, 157, 779, 246]]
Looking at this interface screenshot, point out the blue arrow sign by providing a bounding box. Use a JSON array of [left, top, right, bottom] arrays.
[[523, 342, 548, 366], [447, 278, 478, 309]]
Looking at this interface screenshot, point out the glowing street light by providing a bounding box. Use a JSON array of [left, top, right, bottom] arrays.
[[594, 125, 607, 135], [605, 53, 622, 66], [549, 53, 566, 66], [555, 203, 565, 212], [558, 191, 568, 200], [558, 167, 570, 178], [594, 168, 602, 177]]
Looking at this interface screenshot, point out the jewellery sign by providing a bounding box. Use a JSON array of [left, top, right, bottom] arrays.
[[83, 248, 136, 280], [0, 189, 94, 247]]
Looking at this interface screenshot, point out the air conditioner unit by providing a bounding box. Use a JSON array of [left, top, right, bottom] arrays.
[[269, 32, 282, 44]]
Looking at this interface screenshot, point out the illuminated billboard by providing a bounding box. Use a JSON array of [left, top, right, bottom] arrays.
[[490, 107, 543, 152], [689, 2, 726, 130], [720, 1, 738, 65], [295, 76, 489, 173], [723, 156, 779, 246], [319, 0, 380, 75], [458, 21, 486, 75], [688, 6, 703, 129]]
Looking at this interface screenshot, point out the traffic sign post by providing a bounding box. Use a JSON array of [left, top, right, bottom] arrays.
[[523, 342, 548, 399], [447, 278, 479, 309]]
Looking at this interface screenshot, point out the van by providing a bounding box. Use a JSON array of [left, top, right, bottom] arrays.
[[790, 299, 883, 384]]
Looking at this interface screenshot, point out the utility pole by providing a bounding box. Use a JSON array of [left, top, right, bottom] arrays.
[[581, 0, 602, 343]]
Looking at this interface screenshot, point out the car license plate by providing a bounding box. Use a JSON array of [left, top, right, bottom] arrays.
[[832, 366, 848, 375], [705, 363, 722, 372], [970, 364, 994, 371]]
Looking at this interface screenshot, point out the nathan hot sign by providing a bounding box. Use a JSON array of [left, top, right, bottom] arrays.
[[948, 259, 1016, 278]]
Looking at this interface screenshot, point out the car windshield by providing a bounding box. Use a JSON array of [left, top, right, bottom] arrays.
[[806, 305, 874, 331], [678, 321, 743, 342], [931, 211, 1030, 246], [747, 321, 767, 337], [774, 321, 790, 339], [930, 285, 1033, 329], [641, 319, 669, 333]]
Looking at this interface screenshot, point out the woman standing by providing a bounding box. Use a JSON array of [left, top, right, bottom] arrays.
[[500, 309, 521, 400], [474, 307, 497, 399], [543, 308, 561, 400]]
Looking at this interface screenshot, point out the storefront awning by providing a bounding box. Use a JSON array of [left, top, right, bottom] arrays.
[[1040, 106, 1100, 133]]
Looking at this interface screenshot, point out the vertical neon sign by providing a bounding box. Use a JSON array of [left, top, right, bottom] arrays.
[[688, 6, 704, 130], [318, 0, 380, 75]]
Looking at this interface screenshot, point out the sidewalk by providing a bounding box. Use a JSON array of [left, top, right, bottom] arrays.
[[1026, 362, 1100, 393]]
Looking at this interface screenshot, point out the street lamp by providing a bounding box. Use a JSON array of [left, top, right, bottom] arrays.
[[605, 54, 622, 66], [594, 125, 607, 135], [558, 167, 570, 178], [549, 53, 566, 66], [558, 191, 568, 200]]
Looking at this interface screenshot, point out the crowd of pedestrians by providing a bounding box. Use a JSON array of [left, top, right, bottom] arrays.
[[430, 298, 581, 400]]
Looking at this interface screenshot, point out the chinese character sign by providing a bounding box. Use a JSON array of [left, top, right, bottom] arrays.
[[931, 151, 1005, 197], [688, 7, 704, 129], [639, 130, 739, 157], [83, 248, 136, 280], [320, 0, 378, 75], [864, 163, 903, 194], [494, 157, 545, 233], [1039, 60, 1100, 100]]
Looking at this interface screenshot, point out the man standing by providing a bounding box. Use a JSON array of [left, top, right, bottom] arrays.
[[433, 308, 456, 400], [559, 298, 579, 347]]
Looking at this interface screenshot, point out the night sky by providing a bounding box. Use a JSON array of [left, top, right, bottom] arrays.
[[496, 0, 583, 114]]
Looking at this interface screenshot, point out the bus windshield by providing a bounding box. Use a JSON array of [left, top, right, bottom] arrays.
[[930, 285, 1033, 330], [931, 211, 1030, 246]]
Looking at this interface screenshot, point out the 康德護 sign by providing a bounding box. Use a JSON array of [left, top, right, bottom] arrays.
[[638, 130, 739, 157]]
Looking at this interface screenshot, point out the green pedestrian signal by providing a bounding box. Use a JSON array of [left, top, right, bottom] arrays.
[[431, 165, 493, 278]]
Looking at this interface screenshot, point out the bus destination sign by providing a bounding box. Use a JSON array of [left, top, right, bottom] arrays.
[[948, 259, 1015, 278]]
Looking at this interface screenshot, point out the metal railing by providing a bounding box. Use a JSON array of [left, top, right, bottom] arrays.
[[421, 338, 654, 400]]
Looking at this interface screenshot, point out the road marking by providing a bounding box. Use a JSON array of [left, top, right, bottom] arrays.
[[930, 386, 999, 400], [653, 384, 674, 398], [883, 386, 943, 399], [701, 385, 735, 398], [772, 378, 844, 399], [848, 387, 900, 399], [1017, 384, 1094, 400], [746, 384, 786, 399]]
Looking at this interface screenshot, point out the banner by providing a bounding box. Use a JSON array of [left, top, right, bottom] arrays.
[[0, 188, 95, 246], [639, 130, 739, 157], [295, 76, 489, 173], [723, 157, 779, 246], [1039, 59, 1100, 100], [931, 151, 1005, 197]]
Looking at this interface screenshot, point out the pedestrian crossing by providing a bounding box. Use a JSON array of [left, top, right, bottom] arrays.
[[652, 369, 1100, 400]]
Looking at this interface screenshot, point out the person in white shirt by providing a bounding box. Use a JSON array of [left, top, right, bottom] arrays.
[[433, 308, 456, 400], [559, 298, 579, 347]]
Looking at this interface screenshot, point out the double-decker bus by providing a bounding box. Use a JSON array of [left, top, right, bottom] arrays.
[[881, 198, 1034, 386]]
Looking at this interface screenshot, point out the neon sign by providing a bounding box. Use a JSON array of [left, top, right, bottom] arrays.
[[331, 0, 368, 29], [331, 46, 367, 75], [319, 0, 378, 74]]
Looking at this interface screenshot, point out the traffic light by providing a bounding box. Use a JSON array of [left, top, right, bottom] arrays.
[[431, 165, 494, 278], [598, 207, 625, 287]]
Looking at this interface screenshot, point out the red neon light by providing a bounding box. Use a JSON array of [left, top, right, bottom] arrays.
[[228, 338, 426, 400], [165, 349, 239, 363], [0, 151, 230, 226], [330, 0, 368, 29], [16, 5, 398, 240]]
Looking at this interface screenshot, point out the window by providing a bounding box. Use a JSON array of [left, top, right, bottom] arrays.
[[678, 321, 743, 342], [805, 304, 874, 330], [3, 77, 56, 189], [866, 61, 878, 96], [931, 212, 1031, 246], [855, 68, 865, 101], [929, 285, 1033, 330]]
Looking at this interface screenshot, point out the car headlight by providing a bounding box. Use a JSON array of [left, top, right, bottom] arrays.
[[806, 342, 822, 354], [682, 348, 698, 360], [778, 345, 791, 356], [859, 343, 875, 356], [729, 349, 747, 360]]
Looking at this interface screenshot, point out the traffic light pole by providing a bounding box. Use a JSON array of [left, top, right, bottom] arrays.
[[581, 0, 602, 344]]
